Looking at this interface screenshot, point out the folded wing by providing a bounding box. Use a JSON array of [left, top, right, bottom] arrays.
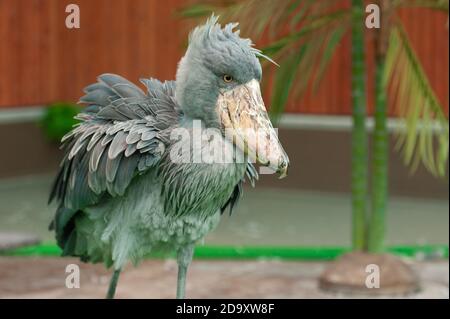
[[49, 74, 180, 245]]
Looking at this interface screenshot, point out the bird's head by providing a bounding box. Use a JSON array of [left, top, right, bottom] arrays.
[[175, 15, 289, 178]]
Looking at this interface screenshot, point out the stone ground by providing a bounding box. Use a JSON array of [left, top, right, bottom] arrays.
[[1, 176, 448, 299], [0, 257, 448, 299]]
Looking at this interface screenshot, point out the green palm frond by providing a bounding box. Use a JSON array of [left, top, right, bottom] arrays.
[[262, 8, 349, 120], [180, 0, 295, 38], [269, 49, 304, 120], [181, 1, 350, 119], [182, 1, 448, 176], [384, 24, 449, 176]]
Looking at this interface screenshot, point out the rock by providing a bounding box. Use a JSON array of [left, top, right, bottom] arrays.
[[319, 252, 420, 296]]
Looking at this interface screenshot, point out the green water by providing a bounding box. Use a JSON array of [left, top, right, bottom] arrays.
[[0, 174, 448, 246]]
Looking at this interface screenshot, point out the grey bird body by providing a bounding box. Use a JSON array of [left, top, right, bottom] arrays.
[[49, 76, 251, 269], [78, 162, 240, 269], [49, 16, 288, 298]]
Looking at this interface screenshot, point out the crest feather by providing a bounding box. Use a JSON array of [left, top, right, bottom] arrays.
[[188, 14, 278, 66]]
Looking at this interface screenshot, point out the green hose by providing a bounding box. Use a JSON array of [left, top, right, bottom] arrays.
[[1, 243, 448, 260]]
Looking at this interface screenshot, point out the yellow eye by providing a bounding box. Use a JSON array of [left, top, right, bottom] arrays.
[[223, 75, 233, 83]]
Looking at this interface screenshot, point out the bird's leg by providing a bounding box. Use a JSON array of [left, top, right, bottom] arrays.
[[176, 244, 194, 299], [106, 268, 121, 299]]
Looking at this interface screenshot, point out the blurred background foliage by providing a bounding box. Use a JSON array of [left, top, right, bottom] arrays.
[[181, 0, 449, 253], [181, 0, 448, 177], [40, 102, 81, 142]]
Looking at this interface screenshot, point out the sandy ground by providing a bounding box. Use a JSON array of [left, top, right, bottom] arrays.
[[0, 257, 448, 299]]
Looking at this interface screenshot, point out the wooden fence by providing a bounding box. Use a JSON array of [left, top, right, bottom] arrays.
[[0, 0, 448, 116]]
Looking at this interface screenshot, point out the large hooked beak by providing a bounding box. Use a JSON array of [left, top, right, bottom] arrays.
[[216, 79, 289, 178]]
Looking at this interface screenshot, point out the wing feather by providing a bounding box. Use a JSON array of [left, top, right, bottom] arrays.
[[49, 73, 180, 218]]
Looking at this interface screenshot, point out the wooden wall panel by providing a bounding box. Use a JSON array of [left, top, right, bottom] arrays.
[[0, 0, 448, 116], [0, 0, 187, 107]]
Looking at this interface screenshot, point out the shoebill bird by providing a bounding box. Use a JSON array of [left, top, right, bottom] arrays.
[[49, 15, 289, 299]]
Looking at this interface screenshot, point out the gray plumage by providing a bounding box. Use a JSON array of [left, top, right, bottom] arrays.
[[48, 15, 288, 299]]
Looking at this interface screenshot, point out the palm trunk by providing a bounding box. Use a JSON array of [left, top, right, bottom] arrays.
[[368, 0, 390, 253], [350, 0, 369, 251], [368, 60, 388, 253]]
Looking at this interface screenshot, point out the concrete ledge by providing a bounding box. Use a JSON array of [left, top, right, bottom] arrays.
[[0, 106, 45, 124], [0, 117, 448, 198], [0, 232, 40, 250], [0, 107, 445, 132]]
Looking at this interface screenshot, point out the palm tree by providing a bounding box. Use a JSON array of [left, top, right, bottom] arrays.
[[182, 0, 449, 293], [182, 0, 448, 252]]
